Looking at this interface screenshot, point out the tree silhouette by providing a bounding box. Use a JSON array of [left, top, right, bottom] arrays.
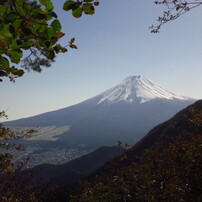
[[151, 0, 202, 32]]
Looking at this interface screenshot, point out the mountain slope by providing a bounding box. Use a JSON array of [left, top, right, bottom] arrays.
[[4, 76, 195, 145], [96, 99, 202, 171], [130, 98, 202, 156], [3, 76, 196, 166], [67, 100, 202, 202]]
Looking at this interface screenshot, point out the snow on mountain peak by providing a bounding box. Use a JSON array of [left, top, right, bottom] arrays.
[[97, 75, 191, 105]]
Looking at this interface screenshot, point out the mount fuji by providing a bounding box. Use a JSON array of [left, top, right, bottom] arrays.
[[4, 76, 196, 165], [5, 75, 195, 143], [96, 75, 190, 104]]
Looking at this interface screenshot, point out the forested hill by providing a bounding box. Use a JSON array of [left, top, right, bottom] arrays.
[[130, 98, 202, 156], [64, 100, 202, 202]]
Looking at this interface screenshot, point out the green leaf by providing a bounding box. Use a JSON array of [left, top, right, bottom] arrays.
[[39, 0, 54, 11], [82, 3, 95, 15], [51, 19, 62, 32], [21, 41, 32, 50], [63, 1, 78, 11], [50, 37, 58, 44], [0, 56, 9, 68], [50, 11, 57, 18], [46, 51, 55, 59], [6, 12, 19, 21], [47, 27, 56, 38], [0, 5, 10, 18], [84, 0, 94, 2], [16, 0, 24, 5], [0, 24, 12, 38], [8, 50, 23, 64], [45, 40, 51, 48], [39, 0, 47, 6], [9, 40, 20, 49], [12, 19, 23, 30], [53, 44, 61, 53], [72, 7, 82, 18], [16, 7, 26, 16], [11, 67, 24, 76], [70, 44, 78, 49], [16, 69, 24, 76]]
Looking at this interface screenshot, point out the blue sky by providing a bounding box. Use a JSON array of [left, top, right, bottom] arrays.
[[1, 0, 202, 121]]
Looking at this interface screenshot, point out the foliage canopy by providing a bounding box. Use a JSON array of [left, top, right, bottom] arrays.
[[0, 0, 99, 82], [0, 111, 39, 201], [70, 130, 202, 201]]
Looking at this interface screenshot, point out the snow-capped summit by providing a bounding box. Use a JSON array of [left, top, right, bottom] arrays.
[[97, 75, 191, 104]]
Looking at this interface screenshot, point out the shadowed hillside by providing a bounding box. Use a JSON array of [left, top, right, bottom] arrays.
[[22, 146, 124, 189], [64, 100, 202, 202]]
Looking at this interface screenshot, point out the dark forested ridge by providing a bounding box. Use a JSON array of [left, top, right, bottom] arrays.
[[64, 100, 202, 202], [22, 146, 124, 189]]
